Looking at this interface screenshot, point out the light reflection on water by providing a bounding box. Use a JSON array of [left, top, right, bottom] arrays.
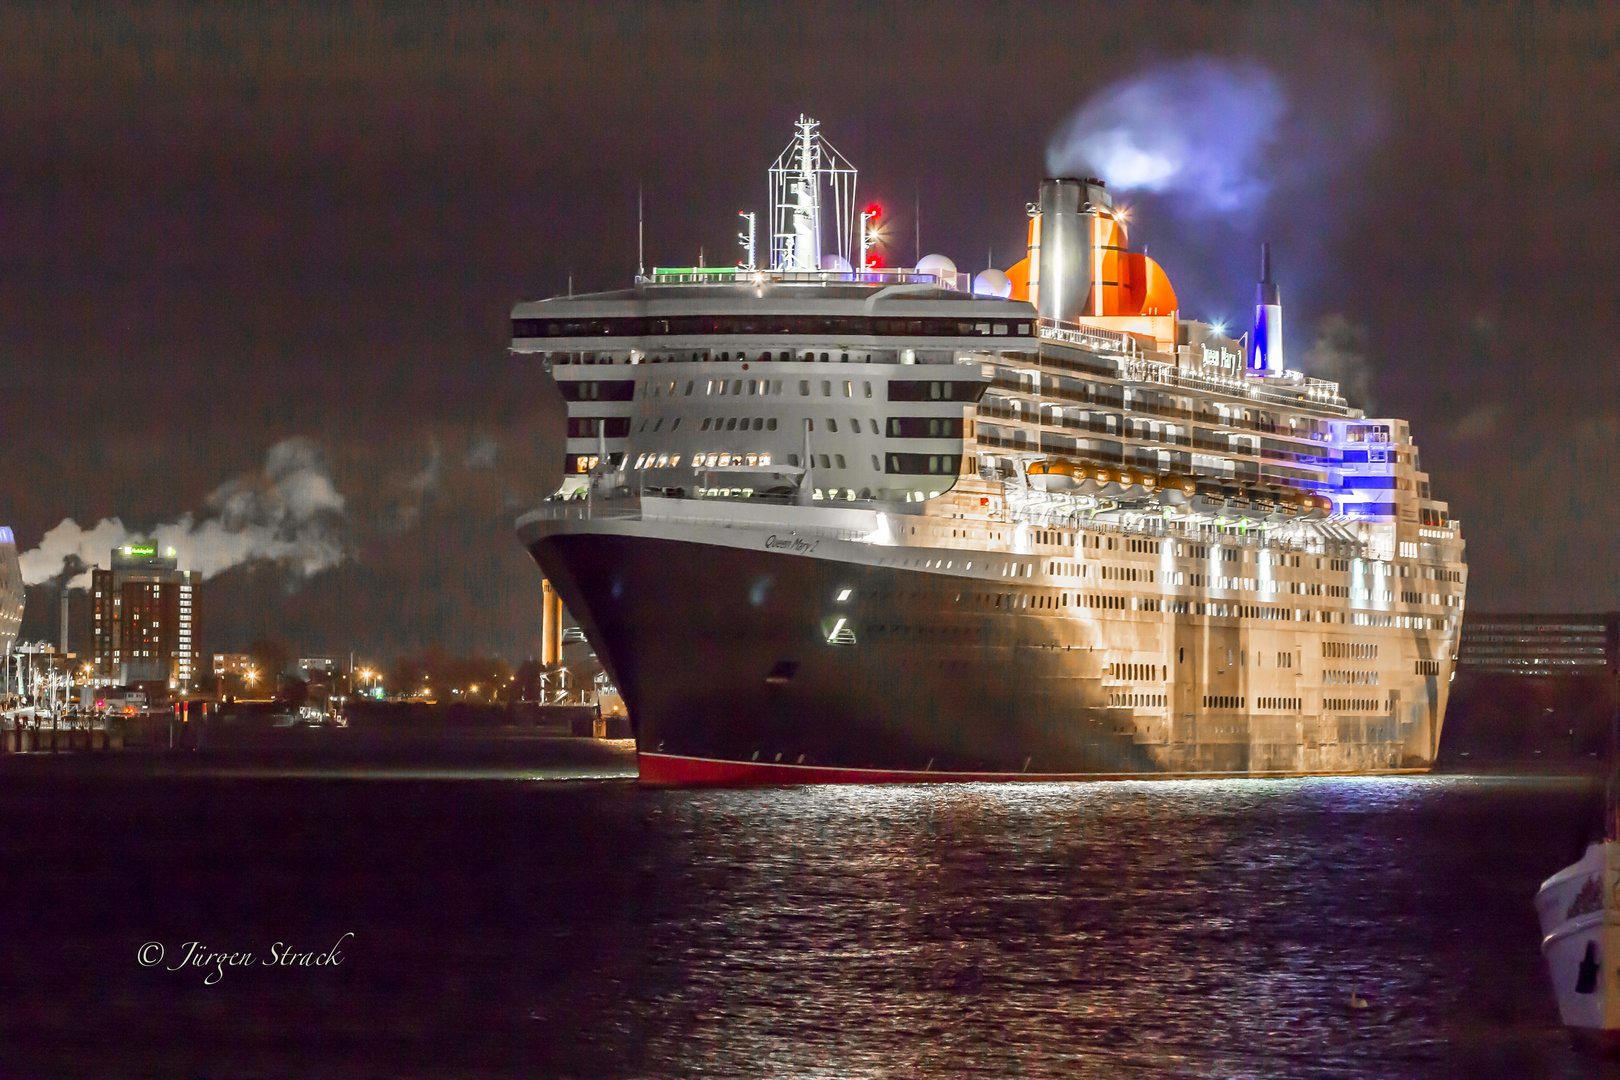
[[3, 765, 1613, 1077], [592, 775, 1611, 1078]]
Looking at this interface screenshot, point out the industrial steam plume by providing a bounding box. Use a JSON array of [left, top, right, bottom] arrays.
[[20, 437, 347, 588]]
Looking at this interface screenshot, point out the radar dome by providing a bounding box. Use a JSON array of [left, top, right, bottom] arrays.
[[820, 254, 852, 273], [916, 253, 957, 283], [973, 269, 1012, 298]]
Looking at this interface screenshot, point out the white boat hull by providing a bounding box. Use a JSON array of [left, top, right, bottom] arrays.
[[1537, 840, 1620, 1044]]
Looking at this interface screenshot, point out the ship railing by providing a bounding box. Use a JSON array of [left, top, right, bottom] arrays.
[[1037, 321, 1360, 417], [638, 267, 946, 288], [1131, 364, 1361, 417], [519, 497, 646, 524], [1038, 321, 1143, 358], [519, 492, 879, 545], [999, 490, 1365, 558]]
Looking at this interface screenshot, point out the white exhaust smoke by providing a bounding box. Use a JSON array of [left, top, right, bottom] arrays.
[[20, 437, 347, 588], [1046, 57, 1286, 218]]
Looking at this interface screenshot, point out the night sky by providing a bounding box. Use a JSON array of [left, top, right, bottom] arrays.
[[4, 3, 1618, 664]]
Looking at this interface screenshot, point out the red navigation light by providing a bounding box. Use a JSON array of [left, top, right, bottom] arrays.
[[865, 203, 882, 220]]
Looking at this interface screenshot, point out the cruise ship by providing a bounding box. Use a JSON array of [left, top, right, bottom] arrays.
[[514, 117, 1467, 785]]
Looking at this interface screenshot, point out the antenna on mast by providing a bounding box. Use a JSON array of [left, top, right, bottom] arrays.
[[913, 182, 920, 267], [637, 185, 645, 278], [738, 211, 757, 271]]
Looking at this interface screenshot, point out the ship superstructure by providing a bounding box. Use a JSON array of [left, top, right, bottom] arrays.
[[513, 117, 1467, 785]]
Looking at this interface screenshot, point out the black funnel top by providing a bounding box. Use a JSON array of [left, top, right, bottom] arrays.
[[1257, 243, 1280, 306]]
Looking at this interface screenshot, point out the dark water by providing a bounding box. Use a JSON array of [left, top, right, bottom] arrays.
[[3, 758, 1618, 1078]]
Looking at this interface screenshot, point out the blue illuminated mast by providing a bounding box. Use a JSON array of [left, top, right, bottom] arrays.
[[1251, 242, 1284, 375]]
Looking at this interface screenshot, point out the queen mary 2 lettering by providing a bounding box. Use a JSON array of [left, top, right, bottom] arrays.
[[512, 115, 1467, 787]]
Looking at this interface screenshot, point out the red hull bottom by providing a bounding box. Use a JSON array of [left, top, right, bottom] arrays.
[[635, 751, 1429, 787]]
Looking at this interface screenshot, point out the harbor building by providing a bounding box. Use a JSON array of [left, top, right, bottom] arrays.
[[0, 528, 22, 662], [91, 541, 199, 691], [1457, 612, 1618, 678], [214, 652, 253, 678], [0, 527, 24, 700], [1440, 612, 1620, 766]]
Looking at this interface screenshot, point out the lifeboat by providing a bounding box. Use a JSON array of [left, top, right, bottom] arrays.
[[1158, 473, 1196, 506], [1026, 458, 1081, 492]]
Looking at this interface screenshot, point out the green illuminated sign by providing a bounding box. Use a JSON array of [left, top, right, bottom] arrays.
[[128, 545, 155, 556]]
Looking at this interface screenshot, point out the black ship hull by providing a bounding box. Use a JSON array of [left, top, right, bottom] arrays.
[[526, 529, 1425, 786]]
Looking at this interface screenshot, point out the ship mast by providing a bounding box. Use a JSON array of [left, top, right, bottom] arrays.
[[769, 114, 858, 272]]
